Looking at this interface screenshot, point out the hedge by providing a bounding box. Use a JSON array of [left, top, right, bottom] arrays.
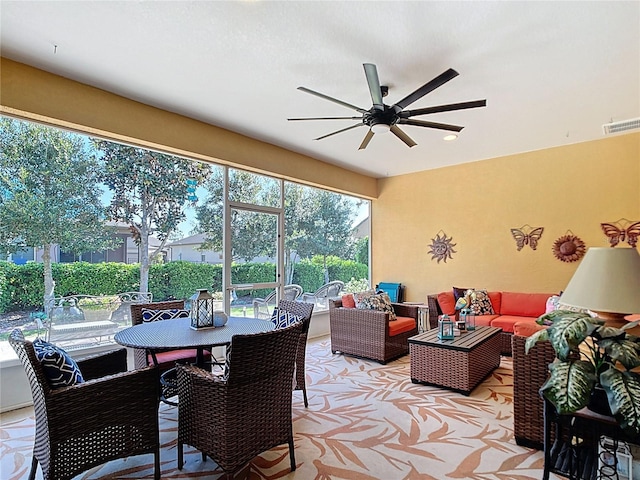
[[0, 259, 368, 313]]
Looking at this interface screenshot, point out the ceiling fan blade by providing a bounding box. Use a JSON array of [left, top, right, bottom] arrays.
[[314, 123, 364, 141], [393, 68, 459, 111], [297, 87, 367, 113], [398, 118, 464, 132], [400, 99, 487, 118], [363, 63, 384, 111], [358, 129, 375, 150], [390, 125, 417, 148], [288, 116, 363, 121]]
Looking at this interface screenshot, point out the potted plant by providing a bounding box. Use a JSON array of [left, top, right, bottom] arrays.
[[526, 310, 640, 436]]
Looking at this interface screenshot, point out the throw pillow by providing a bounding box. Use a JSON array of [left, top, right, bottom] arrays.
[[353, 289, 376, 307], [341, 293, 356, 308], [468, 289, 495, 315], [452, 286, 471, 302], [33, 339, 85, 389], [141, 308, 190, 323], [270, 307, 303, 329], [356, 292, 397, 320]]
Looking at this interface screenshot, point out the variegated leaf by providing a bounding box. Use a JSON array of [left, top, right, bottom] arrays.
[[524, 328, 548, 354], [599, 368, 640, 436], [547, 316, 596, 361], [541, 360, 595, 413]]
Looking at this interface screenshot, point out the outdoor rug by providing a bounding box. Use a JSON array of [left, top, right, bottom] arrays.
[[0, 336, 549, 479]]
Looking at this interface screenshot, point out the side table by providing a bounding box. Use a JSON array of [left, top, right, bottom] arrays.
[[543, 399, 637, 480]]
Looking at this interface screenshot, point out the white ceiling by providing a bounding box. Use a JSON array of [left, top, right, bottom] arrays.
[[1, 1, 639, 179]]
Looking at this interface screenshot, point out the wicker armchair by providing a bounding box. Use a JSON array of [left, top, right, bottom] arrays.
[[252, 284, 303, 319], [176, 322, 303, 477], [329, 298, 419, 364], [130, 300, 211, 372], [278, 299, 314, 407], [8, 329, 160, 480], [512, 333, 556, 449]]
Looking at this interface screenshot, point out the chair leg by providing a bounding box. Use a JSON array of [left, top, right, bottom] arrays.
[[288, 436, 296, 471], [201, 451, 206, 462], [302, 386, 309, 408], [154, 447, 161, 480], [178, 441, 184, 469], [28, 455, 37, 480]]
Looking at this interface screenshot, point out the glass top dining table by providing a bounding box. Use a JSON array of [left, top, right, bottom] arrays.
[[114, 316, 275, 355]]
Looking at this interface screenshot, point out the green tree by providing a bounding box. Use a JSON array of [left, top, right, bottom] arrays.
[[295, 189, 357, 282], [0, 118, 116, 309], [354, 236, 369, 265], [196, 168, 278, 262], [93, 140, 211, 293]]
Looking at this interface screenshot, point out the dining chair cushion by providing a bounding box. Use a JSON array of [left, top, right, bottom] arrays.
[[147, 349, 208, 368], [33, 339, 85, 388], [270, 306, 303, 329], [141, 308, 190, 322]]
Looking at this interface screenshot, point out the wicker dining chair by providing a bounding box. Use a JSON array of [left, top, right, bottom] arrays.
[[9, 329, 161, 480], [278, 299, 314, 407], [176, 322, 302, 478], [130, 300, 211, 372]]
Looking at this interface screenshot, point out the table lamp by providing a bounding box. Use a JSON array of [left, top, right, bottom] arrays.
[[559, 247, 640, 330]]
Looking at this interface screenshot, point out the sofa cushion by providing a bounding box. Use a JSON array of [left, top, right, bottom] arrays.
[[341, 293, 356, 308], [488, 291, 502, 314], [491, 315, 538, 333], [388, 316, 416, 336], [437, 291, 457, 315], [513, 320, 547, 337], [474, 314, 500, 327], [500, 292, 550, 317]]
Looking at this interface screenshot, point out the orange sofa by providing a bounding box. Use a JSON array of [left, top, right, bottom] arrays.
[[426, 291, 553, 355]]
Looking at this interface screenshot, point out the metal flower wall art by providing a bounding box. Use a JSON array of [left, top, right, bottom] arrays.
[[428, 231, 456, 263], [510, 224, 544, 251], [600, 218, 640, 248], [552, 232, 586, 263]]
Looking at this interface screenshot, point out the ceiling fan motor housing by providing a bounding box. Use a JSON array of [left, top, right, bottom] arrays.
[[364, 105, 397, 128]]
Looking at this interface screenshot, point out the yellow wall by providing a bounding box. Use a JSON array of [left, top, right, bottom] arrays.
[[0, 58, 377, 199], [372, 133, 640, 302]]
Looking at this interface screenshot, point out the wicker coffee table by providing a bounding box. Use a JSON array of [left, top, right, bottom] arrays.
[[409, 326, 502, 395]]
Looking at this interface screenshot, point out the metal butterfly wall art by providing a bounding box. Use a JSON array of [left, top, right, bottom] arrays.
[[510, 225, 544, 251], [600, 219, 640, 248]]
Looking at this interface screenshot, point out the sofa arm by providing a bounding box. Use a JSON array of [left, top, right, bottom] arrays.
[[392, 303, 418, 319], [427, 295, 442, 330]]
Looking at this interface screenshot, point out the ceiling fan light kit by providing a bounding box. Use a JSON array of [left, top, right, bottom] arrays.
[[288, 63, 486, 150]]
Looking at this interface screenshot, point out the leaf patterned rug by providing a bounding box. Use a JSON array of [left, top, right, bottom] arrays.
[[1, 336, 549, 479]]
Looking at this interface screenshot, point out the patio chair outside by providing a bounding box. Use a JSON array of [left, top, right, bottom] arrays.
[[301, 280, 345, 309], [9, 329, 160, 480], [252, 284, 303, 319], [176, 322, 302, 477]]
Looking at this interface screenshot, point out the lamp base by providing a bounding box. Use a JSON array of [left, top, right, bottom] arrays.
[[592, 310, 640, 336]]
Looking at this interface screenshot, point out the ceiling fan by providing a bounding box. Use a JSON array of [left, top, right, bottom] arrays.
[[288, 63, 486, 150]]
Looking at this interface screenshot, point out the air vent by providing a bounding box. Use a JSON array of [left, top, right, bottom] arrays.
[[602, 117, 640, 135]]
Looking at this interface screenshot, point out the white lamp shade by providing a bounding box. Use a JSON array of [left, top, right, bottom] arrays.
[[560, 247, 640, 315]]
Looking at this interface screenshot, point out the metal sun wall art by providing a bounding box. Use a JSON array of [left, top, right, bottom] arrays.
[[552, 232, 586, 263], [428, 231, 456, 263], [510, 224, 544, 251], [600, 218, 640, 248]]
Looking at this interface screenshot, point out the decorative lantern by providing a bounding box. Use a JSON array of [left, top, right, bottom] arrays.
[[438, 314, 455, 340], [465, 308, 476, 331], [190, 289, 215, 330]]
